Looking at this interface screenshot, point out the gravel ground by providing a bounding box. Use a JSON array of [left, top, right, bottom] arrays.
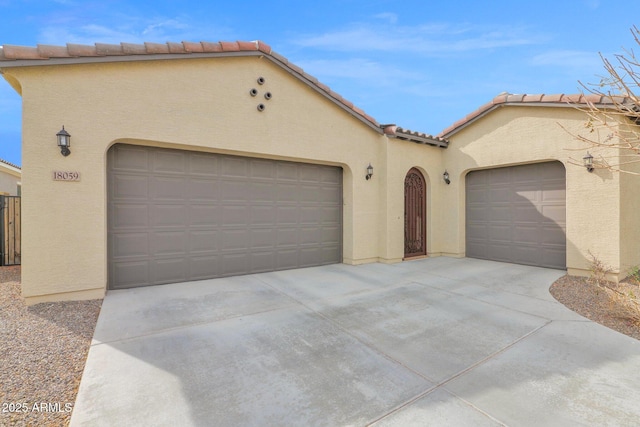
[[550, 274, 640, 340], [0, 266, 102, 427]]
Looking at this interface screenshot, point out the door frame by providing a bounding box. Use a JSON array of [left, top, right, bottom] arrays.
[[404, 167, 427, 258]]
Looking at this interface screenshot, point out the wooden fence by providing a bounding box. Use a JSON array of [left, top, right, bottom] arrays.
[[1, 196, 21, 266]]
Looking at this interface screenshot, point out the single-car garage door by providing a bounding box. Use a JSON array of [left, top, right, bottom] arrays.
[[108, 144, 342, 289], [465, 162, 566, 269]]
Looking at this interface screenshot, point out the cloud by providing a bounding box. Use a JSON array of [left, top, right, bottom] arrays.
[[373, 12, 398, 25], [293, 22, 544, 55], [531, 50, 602, 69], [38, 12, 233, 45]]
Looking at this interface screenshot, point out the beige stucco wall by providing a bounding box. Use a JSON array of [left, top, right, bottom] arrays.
[[7, 56, 437, 303], [443, 105, 626, 278], [0, 164, 20, 195]]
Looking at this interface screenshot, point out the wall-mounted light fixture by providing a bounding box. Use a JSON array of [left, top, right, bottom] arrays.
[[583, 152, 594, 172], [366, 163, 373, 180], [56, 126, 71, 156], [443, 170, 451, 184]]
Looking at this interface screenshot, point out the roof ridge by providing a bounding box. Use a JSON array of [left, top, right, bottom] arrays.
[[439, 92, 635, 138]]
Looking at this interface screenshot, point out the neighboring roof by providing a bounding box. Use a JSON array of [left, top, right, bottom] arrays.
[[0, 41, 447, 148], [0, 158, 21, 176], [439, 92, 633, 138]]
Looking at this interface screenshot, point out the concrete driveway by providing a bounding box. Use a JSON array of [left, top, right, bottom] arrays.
[[71, 257, 640, 426]]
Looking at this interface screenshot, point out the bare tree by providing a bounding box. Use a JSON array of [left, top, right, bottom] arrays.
[[566, 26, 640, 175]]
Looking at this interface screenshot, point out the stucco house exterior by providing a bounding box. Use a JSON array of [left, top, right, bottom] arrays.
[[0, 40, 638, 304], [0, 158, 21, 196]]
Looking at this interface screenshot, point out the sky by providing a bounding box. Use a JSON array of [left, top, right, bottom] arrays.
[[1, 0, 639, 166]]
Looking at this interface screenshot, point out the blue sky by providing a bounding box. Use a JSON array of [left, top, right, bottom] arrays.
[[1, 0, 639, 166]]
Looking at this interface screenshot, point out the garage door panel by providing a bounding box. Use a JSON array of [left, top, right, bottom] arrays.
[[221, 253, 249, 275], [277, 228, 298, 246], [250, 182, 277, 201], [189, 154, 219, 176], [112, 204, 148, 228], [111, 145, 149, 171], [250, 228, 276, 248], [151, 231, 187, 256], [189, 255, 219, 279], [153, 150, 186, 174], [277, 206, 299, 224], [322, 207, 342, 224], [250, 205, 277, 225], [151, 258, 187, 283], [220, 229, 250, 251], [277, 163, 299, 181], [187, 179, 218, 201], [108, 144, 342, 289], [112, 175, 148, 199], [188, 230, 219, 252], [151, 176, 187, 200], [541, 226, 566, 245], [249, 251, 276, 272], [150, 204, 188, 228], [112, 260, 149, 288], [189, 205, 219, 226], [540, 205, 566, 223], [221, 157, 248, 177], [220, 205, 249, 226], [277, 249, 300, 269], [466, 162, 565, 269], [112, 233, 149, 258]]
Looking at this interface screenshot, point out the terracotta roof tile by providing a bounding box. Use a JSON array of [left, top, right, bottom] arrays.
[[67, 43, 101, 57], [122, 43, 147, 55], [200, 41, 223, 53], [0, 39, 445, 146], [37, 44, 72, 58], [95, 43, 123, 56], [167, 42, 186, 54], [3, 45, 42, 60], [143, 42, 169, 54], [439, 92, 636, 138], [256, 41, 271, 54], [237, 41, 258, 51], [182, 41, 204, 53], [219, 41, 239, 51]]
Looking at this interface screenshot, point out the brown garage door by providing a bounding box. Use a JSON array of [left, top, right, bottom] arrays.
[[465, 162, 566, 269], [108, 144, 342, 289]]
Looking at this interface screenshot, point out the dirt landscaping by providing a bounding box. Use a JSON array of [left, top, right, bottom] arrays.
[[0, 265, 637, 426], [550, 274, 640, 340]]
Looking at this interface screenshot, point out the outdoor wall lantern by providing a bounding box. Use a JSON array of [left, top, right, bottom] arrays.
[[583, 152, 594, 172], [443, 170, 451, 184], [366, 163, 373, 180], [56, 126, 71, 156]]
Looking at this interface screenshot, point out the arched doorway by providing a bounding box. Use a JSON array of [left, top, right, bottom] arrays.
[[404, 168, 427, 258]]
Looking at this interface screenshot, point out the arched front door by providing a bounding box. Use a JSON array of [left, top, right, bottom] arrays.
[[404, 168, 427, 258]]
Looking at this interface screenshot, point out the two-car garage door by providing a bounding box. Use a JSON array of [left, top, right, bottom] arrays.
[[108, 144, 342, 289], [466, 162, 566, 269]]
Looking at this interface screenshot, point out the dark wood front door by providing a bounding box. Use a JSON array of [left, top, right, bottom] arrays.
[[404, 168, 426, 258]]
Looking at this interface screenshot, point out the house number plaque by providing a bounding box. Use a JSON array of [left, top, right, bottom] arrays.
[[53, 171, 80, 181]]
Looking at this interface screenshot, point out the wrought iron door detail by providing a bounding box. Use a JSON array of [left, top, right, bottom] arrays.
[[404, 168, 426, 257]]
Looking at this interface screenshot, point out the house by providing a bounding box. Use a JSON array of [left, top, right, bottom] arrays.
[[0, 40, 637, 304], [0, 158, 21, 196]]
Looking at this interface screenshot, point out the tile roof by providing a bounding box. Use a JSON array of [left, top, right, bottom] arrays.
[[439, 92, 634, 138], [0, 40, 447, 147], [0, 158, 21, 171]]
